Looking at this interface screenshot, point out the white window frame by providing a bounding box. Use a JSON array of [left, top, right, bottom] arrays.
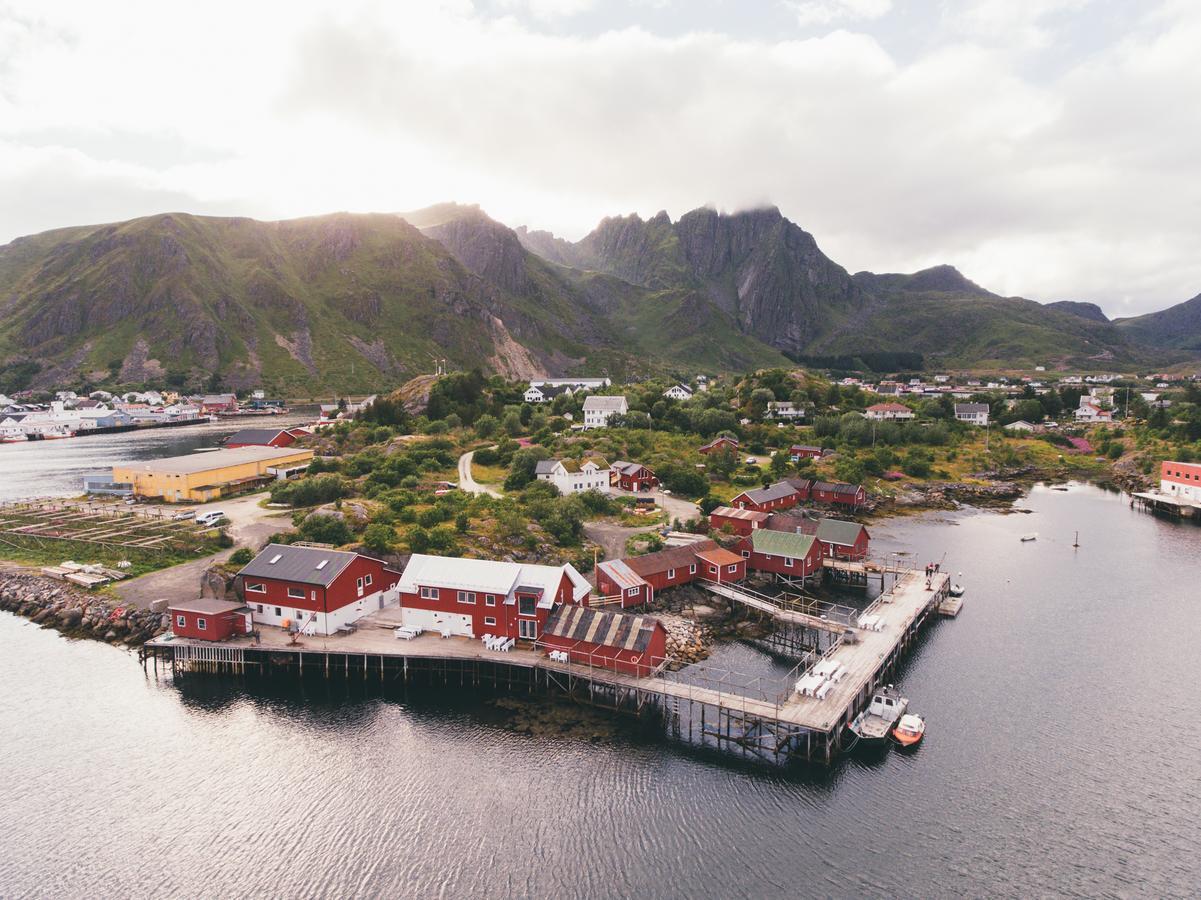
[[741, 550, 750, 559], [626, 586, 640, 597], [689, 563, 696, 575], [784, 557, 793, 568], [667, 568, 675, 580], [274, 607, 282, 617], [420, 586, 438, 600], [457, 591, 476, 605], [727, 564, 737, 574], [287, 587, 305, 599], [176, 614, 186, 628], [518, 619, 539, 640], [364, 574, 372, 587], [709, 565, 718, 574], [485, 594, 496, 607], [484, 616, 497, 627], [356, 576, 364, 590], [197, 618, 207, 631], [246, 582, 266, 593]]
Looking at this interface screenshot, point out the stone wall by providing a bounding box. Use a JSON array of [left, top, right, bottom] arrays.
[[0, 572, 167, 647]]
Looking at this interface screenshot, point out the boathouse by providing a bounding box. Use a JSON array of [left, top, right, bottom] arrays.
[[729, 481, 800, 513], [540, 605, 668, 677], [737, 529, 823, 580], [168, 598, 252, 641], [767, 514, 871, 560], [1161, 460, 1201, 503], [708, 505, 771, 536], [396, 555, 592, 641], [595, 540, 747, 607], [237, 544, 401, 635], [224, 427, 308, 449]]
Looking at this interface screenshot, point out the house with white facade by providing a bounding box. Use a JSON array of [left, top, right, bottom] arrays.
[[766, 401, 805, 421], [535, 457, 611, 494], [663, 384, 693, 401], [954, 403, 990, 426], [1004, 420, 1038, 433], [865, 402, 915, 421], [581, 395, 628, 428], [524, 384, 574, 404], [1075, 401, 1113, 424]]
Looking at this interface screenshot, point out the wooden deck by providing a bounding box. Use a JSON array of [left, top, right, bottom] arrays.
[[699, 581, 849, 635]]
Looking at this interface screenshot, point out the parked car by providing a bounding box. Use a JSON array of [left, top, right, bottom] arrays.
[[172, 509, 196, 520], [195, 510, 227, 527]]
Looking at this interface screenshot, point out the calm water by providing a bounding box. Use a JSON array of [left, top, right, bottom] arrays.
[[0, 413, 315, 503], [2, 484, 1200, 898]]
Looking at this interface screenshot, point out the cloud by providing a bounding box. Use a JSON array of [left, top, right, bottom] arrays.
[[786, 0, 892, 28], [0, 0, 1198, 317]]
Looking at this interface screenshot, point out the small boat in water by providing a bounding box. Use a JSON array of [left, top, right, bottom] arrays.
[[847, 685, 908, 748], [891, 714, 925, 748], [949, 583, 965, 597], [1020, 532, 1038, 542]]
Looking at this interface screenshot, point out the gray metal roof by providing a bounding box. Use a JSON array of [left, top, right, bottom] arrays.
[[740, 481, 799, 504], [534, 460, 558, 475], [955, 403, 990, 413], [544, 604, 660, 653], [225, 427, 289, 445], [237, 543, 361, 587], [582, 395, 627, 411]]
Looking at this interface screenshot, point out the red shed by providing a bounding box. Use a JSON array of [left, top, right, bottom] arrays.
[[610, 460, 659, 492], [237, 544, 401, 636], [709, 505, 771, 536], [789, 445, 825, 461], [169, 598, 252, 641], [694, 545, 747, 583], [224, 427, 305, 449], [816, 519, 870, 559], [698, 436, 739, 455], [540, 605, 668, 677], [831, 483, 867, 508], [737, 529, 823, 581], [730, 481, 800, 513]]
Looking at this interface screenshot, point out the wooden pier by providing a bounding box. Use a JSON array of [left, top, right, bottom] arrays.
[[1131, 491, 1199, 520], [143, 571, 951, 766]]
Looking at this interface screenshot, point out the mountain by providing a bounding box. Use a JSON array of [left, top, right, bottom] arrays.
[[0, 203, 1197, 393], [1045, 300, 1109, 323], [1115, 292, 1201, 353]]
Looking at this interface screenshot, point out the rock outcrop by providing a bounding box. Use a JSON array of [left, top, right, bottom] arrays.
[[0, 572, 168, 647]]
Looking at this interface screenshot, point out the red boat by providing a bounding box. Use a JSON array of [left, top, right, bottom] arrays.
[[891, 714, 926, 747]]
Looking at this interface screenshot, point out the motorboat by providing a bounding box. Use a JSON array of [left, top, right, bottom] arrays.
[[891, 714, 925, 748], [949, 582, 965, 597], [1020, 532, 1038, 542], [847, 684, 908, 747]]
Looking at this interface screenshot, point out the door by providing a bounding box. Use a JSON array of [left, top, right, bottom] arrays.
[[518, 619, 539, 640]]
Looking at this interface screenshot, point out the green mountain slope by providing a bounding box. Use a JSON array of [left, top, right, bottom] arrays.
[[1114, 293, 1201, 353]]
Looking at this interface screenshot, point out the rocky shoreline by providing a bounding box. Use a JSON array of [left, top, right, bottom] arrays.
[[0, 572, 167, 647]]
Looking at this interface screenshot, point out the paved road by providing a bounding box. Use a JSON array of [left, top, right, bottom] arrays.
[[114, 493, 294, 610], [457, 450, 502, 498]]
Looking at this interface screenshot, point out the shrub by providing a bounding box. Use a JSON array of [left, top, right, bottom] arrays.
[[297, 513, 352, 545], [362, 523, 394, 555], [228, 547, 254, 566]]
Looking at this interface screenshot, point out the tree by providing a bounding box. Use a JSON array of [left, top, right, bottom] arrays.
[[502, 410, 523, 436], [362, 523, 394, 555], [504, 446, 552, 491], [474, 414, 498, 439], [228, 547, 254, 566], [770, 451, 791, 477], [707, 447, 738, 480]]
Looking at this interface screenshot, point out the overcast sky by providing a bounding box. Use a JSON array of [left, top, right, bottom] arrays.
[[2, 0, 1198, 317]]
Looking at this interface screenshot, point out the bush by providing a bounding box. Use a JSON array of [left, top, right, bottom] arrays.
[[297, 513, 352, 545], [362, 523, 395, 555], [270, 474, 348, 507], [228, 547, 254, 566]]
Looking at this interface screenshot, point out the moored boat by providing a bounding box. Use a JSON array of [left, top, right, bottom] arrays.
[[891, 714, 925, 748], [847, 684, 908, 748], [949, 583, 965, 597], [1020, 532, 1038, 542]]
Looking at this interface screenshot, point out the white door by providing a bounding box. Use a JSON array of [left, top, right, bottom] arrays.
[[518, 619, 539, 640]]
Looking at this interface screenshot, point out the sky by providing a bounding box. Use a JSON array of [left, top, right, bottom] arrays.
[[1, 0, 1198, 318]]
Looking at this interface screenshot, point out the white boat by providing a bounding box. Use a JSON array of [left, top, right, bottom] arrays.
[[847, 684, 908, 747], [1020, 532, 1038, 542], [949, 583, 965, 597]]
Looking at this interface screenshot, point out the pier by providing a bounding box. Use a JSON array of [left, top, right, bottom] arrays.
[[1131, 491, 1199, 519], [144, 570, 950, 766]]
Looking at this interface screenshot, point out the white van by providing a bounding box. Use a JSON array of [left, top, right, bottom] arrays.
[[195, 510, 227, 527]]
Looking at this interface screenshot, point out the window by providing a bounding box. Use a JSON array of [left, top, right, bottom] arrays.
[[176, 614, 186, 628], [246, 582, 266, 593], [274, 607, 282, 617], [689, 563, 696, 575], [420, 586, 438, 600], [364, 574, 372, 586], [518, 596, 537, 617], [485, 594, 496, 607], [667, 568, 675, 580], [785, 557, 793, 568], [519, 620, 539, 640], [484, 616, 496, 626], [626, 586, 640, 597], [256, 604, 263, 613], [727, 564, 737, 573], [197, 618, 207, 631], [458, 591, 476, 605], [709, 565, 718, 574], [356, 577, 364, 590], [287, 587, 305, 599]]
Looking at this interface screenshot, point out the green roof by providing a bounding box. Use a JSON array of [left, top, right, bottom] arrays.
[[816, 519, 867, 546], [750, 529, 816, 558]]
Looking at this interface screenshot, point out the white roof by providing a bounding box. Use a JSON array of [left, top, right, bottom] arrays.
[[582, 395, 627, 411], [398, 555, 591, 606]]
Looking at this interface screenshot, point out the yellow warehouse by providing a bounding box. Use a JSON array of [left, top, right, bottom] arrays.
[[111, 446, 315, 503]]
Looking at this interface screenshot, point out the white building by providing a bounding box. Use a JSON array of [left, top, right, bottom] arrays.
[[524, 384, 573, 403], [766, 401, 805, 420], [865, 402, 915, 421], [954, 403, 990, 426], [1161, 461, 1201, 503], [534, 457, 610, 494], [1075, 402, 1113, 424], [1004, 420, 1038, 432], [663, 384, 693, 401], [581, 395, 628, 428]]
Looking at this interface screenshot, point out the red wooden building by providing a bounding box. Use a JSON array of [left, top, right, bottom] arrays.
[[730, 481, 801, 513], [789, 445, 825, 461], [709, 505, 771, 536], [224, 427, 309, 449], [540, 605, 668, 676], [736, 529, 823, 581], [395, 554, 592, 641], [168, 598, 252, 641], [698, 436, 739, 455], [237, 544, 402, 635], [610, 460, 659, 492], [595, 540, 747, 607], [767, 513, 871, 560], [808, 481, 866, 508]]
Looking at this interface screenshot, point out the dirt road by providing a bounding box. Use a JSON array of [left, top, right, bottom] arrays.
[[457, 450, 502, 498]]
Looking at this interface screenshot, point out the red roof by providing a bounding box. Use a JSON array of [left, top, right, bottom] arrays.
[[867, 402, 910, 412]]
